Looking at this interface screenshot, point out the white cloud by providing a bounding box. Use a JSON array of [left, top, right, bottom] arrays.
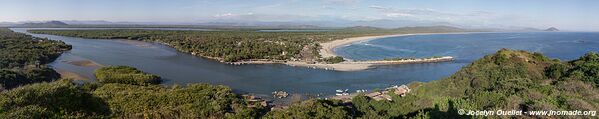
[[214, 13, 235, 17], [385, 13, 413, 17], [369, 5, 389, 10], [322, 0, 360, 4], [210, 12, 320, 22]]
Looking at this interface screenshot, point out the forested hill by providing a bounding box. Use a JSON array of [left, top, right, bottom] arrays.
[[18, 21, 69, 27], [392, 49, 599, 118], [265, 49, 599, 118], [28, 26, 474, 62], [0, 28, 71, 90]]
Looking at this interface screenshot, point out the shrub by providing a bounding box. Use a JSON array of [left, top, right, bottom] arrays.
[[0, 79, 110, 118], [321, 56, 345, 64], [263, 99, 353, 119], [92, 83, 259, 118], [94, 66, 161, 85]]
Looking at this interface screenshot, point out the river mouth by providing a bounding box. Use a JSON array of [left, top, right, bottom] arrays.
[[10, 28, 599, 101]]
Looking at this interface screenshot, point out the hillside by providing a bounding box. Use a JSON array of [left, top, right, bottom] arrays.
[[393, 26, 469, 33], [18, 21, 69, 27], [345, 49, 598, 118], [266, 49, 598, 118], [0, 28, 71, 90]]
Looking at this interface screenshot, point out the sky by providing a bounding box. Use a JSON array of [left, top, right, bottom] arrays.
[[1, 0, 598, 31]]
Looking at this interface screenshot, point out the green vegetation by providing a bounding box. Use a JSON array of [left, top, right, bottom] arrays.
[[29, 26, 469, 62], [0, 28, 71, 90], [320, 56, 345, 64], [94, 66, 161, 85], [91, 83, 261, 118], [2, 46, 598, 118], [264, 49, 599, 118], [0, 79, 109, 118], [563, 52, 599, 86], [1, 28, 261, 118], [0, 79, 262, 118], [263, 99, 353, 119]]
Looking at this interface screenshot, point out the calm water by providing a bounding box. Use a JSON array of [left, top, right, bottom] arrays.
[[337, 32, 599, 62], [10, 28, 599, 97]]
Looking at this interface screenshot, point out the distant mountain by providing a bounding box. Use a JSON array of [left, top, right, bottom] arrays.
[[61, 20, 115, 25], [19, 21, 69, 27], [545, 27, 559, 31], [342, 26, 385, 30], [393, 26, 470, 32], [0, 22, 17, 27]]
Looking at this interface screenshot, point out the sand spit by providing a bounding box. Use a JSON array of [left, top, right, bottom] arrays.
[[67, 60, 104, 67], [56, 69, 91, 80]]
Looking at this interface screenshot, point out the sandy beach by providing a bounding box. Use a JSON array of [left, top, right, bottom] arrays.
[[319, 34, 413, 59], [288, 33, 459, 71], [285, 56, 454, 71]]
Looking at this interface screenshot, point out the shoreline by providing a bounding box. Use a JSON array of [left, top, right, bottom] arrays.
[[319, 34, 412, 59], [56, 69, 91, 81], [231, 32, 471, 71]]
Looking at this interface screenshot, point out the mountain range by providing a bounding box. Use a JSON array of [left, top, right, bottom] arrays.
[[2, 20, 550, 32]]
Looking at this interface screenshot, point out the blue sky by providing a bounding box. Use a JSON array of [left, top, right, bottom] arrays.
[[1, 0, 598, 31]]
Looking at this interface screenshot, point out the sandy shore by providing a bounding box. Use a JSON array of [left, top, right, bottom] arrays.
[[284, 34, 414, 71], [285, 61, 373, 71], [56, 69, 91, 80], [285, 56, 454, 71], [319, 34, 414, 59], [67, 60, 104, 67]]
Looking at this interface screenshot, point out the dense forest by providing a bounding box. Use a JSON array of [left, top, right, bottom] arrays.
[[0, 28, 71, 90], [29, 26, 469, 62]]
